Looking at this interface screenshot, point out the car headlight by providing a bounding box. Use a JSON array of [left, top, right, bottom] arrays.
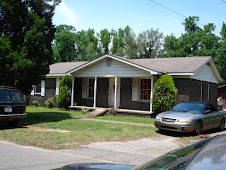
[[155, 116, 161, 120], [177, 119, 193, 123]]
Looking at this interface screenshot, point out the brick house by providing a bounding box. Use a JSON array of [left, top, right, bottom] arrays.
[[30, 54, 222, 113]]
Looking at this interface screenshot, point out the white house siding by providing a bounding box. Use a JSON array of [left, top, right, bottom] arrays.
[[191, 64, 218, 83], [72, 58, 151, 78]]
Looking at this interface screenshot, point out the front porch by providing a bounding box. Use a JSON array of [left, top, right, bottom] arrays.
[[70, 77, 155, 113]]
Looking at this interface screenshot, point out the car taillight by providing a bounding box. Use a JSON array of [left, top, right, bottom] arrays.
[[23, 106, 26, 113]]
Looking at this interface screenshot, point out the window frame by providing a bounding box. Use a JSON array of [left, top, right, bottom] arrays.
[[87, 78, 95, 99], [34, 82, 41, 95], [139, 78, 151, 102]]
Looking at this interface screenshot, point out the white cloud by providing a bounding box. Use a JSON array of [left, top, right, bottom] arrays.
[[54, 1, 78, 27]]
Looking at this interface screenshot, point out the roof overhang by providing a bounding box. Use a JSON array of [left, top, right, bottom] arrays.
[[67, 54, 161, 75], [193, 57, 222, 82]]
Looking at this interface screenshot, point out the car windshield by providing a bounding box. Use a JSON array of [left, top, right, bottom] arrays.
[[172, 103, 204, 114], [137, 138, 211, 170], [0, 89, 24, 103]]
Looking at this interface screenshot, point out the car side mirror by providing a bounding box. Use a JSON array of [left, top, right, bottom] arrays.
[[204, 110, 211, 114]]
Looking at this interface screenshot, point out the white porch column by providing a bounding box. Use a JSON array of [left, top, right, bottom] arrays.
[[150, 75, 154, 112], [114, 77, 117, 109], [93, 77, 97, 108], [71, 77, 75, 106]]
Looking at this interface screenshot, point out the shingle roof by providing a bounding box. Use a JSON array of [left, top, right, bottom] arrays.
[[48, 61, 88, 74], [47, 56, 211, 75], [128, 56, 211, 73]]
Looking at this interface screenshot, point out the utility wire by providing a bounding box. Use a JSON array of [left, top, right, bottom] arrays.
[[148, 0, 220, 34], [221, 0, 226, 4]]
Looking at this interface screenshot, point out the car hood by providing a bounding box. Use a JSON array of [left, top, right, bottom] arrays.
[[55, 163, 135, 170], [157, 111, 201, 119]]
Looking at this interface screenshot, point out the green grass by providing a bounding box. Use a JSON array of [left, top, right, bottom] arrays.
[[0, 107, 157, 150], [93, 115, 155, 125]]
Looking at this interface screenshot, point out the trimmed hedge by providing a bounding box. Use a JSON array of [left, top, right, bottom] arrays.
[[152, 74, 178, 114], [57, 75, 72, 110]]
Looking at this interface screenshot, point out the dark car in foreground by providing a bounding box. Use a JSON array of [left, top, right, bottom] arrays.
[[154, 101, 226, 135], [56, 135, 226, 170], [136, 134, 226, 170], [0, 86, 27, 126]]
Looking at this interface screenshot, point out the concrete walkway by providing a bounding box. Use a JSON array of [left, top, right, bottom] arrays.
[[80, 118, 155, 127]]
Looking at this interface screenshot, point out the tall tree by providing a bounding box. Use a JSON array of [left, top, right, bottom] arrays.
[[53, 25, 77, 62], [0, 0, 61, 94], [99, 29, 111, 55], [76, 28, 100, 61], [137, 28, 164, 58]]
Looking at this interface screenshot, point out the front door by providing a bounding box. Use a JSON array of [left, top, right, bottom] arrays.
[[108, 78, 120, 107]]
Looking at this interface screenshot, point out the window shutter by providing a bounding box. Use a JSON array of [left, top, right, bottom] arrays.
[[41, 80, 45, 97], [132, 78, 138, 101], [31, 85, 35, 95], [82, 78, 87, 98], [56, 78, 60, 96]]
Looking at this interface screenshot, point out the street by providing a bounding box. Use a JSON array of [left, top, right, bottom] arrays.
[[0, 136, 180, 170]]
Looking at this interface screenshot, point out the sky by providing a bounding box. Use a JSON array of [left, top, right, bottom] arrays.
[[53, 0, 226, 37]]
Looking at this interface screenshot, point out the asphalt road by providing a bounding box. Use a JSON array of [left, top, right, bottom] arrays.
[[0, 136, 180, 170], [0, 140, 105, 170]]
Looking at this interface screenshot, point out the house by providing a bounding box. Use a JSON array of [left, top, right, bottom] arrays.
[[30, 54, 222, 113], [218, 85, 226, 108]]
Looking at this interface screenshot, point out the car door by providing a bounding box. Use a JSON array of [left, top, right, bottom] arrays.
[[202, 104, 217, 130]]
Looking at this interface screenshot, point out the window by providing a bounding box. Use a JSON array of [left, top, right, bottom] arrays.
[[140, 79, 151, 101], [34, 82, 41, 94], [88, 78, 95, 98]]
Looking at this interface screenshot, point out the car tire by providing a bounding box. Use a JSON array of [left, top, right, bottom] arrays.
[[193, 121, 202, 136], [8, 118, 19, 127], [218, 118, 225, 132]]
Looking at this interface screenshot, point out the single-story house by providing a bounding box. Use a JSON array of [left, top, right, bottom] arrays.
[[30, 54, 222, 113], [218, 85, 226, 108]]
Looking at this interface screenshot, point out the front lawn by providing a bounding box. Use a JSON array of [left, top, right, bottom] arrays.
[[93, 115, 155, 125], [0, 107, 157, 150]]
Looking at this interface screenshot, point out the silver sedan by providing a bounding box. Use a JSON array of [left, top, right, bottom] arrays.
[[154, 101, 226, 135]]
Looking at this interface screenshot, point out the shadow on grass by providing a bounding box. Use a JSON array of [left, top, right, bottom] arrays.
[[156, 128, 225, 137], [21, 111, 72, 126], [0, 111, 72, 130]]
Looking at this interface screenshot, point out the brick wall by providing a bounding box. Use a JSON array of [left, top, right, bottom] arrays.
[[174, 78, 190, 104], [120, 78, 150, 111], [30, 78, 57, 107]]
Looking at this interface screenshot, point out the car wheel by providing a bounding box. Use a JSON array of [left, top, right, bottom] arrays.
[[193, 121, 202, 136], [218, 118, 225, 132]]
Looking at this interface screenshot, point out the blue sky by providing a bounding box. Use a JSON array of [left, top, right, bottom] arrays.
[[53, 0, 226, 37]]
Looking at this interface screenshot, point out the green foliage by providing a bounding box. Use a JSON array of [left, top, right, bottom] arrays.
[[57, 75, 72, 110], [81, 106, 89, 114], [52, 25, 77, 62], [0, 0, 61, 94], [152, 74, 178, 114], [45, 98, 55, 109], [31, 100, 40, 107], [137, 28, 164, 58]]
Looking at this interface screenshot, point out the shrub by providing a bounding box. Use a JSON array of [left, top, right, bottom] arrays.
[[31, 100, 40, 107], [45, 98, 55, 109], [81, 106, 89, 114], [152, 74, 178, 114], [57, 75, 72, 110]]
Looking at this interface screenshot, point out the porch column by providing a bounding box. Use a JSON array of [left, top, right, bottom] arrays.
[[114, 77, 117, 109], [71, 77, 75, 106], [150, 75, 154, 112], [93, 77, 97, 108]]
